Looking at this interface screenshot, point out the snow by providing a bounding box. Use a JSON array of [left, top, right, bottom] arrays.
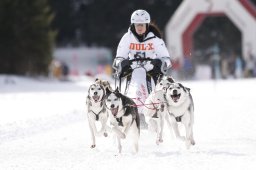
[[0, 75, 256, 170]]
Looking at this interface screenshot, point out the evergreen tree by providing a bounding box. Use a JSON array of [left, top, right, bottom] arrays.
[[0, 0, 56, 75], [49, 0, 76, 46]]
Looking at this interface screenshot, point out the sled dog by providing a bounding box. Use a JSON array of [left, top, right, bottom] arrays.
[[95, 78, 113, 92], [143, 75, 175, 144], [157, 75, 175, 90], [105, 88, 140, 153], [86, 79, 109, 148], [164, 82, 195, 148]]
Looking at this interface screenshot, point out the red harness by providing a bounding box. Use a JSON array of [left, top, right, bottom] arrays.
[[129, 97, 166, 110]]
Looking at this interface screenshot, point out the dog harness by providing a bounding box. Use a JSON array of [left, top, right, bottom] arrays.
[[116, 115, 136, 128], [146, 89, 165, 119], [114, 106, 136, 127], [116, 117, 124, 126], [91, 107, 106, 121], [151, 104, 163, 118], [88, 98, 105, 121], [167, 103, 193, 122]]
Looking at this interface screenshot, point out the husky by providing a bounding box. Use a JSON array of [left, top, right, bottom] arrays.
[[95, 78, 113, 92], [143, 75, 175, 145], [164, 82, 195, 149], [86, 79, 110, 148], [157, 75, 175, 90], [105, 88, 140, 154]]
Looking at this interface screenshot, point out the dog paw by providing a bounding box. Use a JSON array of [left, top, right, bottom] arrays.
[[104, 132, 108, 137], [190, 139, 195, 145], [90, 144, 96, 148], [156, 139, 163, 145]]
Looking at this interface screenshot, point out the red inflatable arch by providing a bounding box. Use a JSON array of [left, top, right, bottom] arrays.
[[166, 0, 256, 60]]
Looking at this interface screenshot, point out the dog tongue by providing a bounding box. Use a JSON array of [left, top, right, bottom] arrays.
[[171, 94, 180, 102], [111, 107, 118, 116], [173, 96, 179, 100], [92, 95, 100, 101]]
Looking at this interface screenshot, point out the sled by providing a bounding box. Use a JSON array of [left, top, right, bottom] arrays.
[[113, 58, 156, 112]]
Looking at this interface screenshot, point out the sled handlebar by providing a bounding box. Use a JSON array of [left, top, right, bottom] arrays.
[[128, 58, 153, 63]]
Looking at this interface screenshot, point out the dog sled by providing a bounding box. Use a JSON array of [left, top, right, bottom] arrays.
[[113, 58, 153, 104], [112, 57, 171, 127]]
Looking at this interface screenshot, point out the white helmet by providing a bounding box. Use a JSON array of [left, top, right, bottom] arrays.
[[130, 9, 150, 24]]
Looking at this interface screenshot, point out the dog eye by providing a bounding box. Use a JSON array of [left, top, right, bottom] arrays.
[[160, 83, 163, 85], [114, 98, 118, 101], [98, 88, 101, 90], [91, 88, 94, 90], [107, 99, 111, 102], [177, 87, 180, 89]]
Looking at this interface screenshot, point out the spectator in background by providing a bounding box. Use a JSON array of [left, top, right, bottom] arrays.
[[210, 51, 221, 79], [227, 53, 236, 79], [61, 62, 69, 81], [245, 53, 255, 77], [49, 59, 62, 80], [234, 55, 243, 79], [183, 57, 193, 80], [221, 55, 229, 79]]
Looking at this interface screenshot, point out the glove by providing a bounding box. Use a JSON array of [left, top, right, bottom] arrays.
[[144, 61, 154, 71], [112, 57, 126, 74], [160, 57, 172, 74], [120, 59, 133, 77], [113, 57, 133, 78]]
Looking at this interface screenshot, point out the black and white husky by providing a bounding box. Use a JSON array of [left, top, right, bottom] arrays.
[[105, 88, 140, 154], [86, 81, 109, 148], [143, 75, 175, 145], [164, 82, 195, 149], [157, 75, 175, 90]]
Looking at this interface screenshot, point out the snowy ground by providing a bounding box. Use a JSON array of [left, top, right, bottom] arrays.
[[0, 75, 256, 170]]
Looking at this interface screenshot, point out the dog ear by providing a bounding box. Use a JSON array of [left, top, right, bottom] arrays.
[[186, 87, 191, 92], [105, 85, 113, 93], [105, 87, 112, 96], [178, 83, 190, 92], [115, 87, 120, 93], [107, 83, 113, 91], [168, 76, 175, 83], [178, 83, 186, 91]]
